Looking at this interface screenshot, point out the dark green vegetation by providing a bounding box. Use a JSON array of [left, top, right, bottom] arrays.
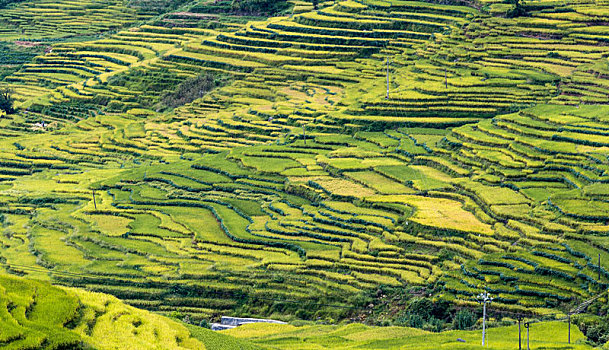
[[0, 0, 23, 9], [161, 73, 227, 110], [1, 0, 609, 347], [229, 0, 291, 16], [0, 87, 14, 113], [575, 314, 609, 347], [0, 42, 40, 81]]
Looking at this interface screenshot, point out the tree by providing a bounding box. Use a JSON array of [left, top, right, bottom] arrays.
[[574, 314, 609, 346], [505, 0, 527, 18], [0, 88, 15, 114], [0, 0, 26, 10], [230, 0, 290, 16], [160, 74, 222, 110], [453, 309, 476, 330]]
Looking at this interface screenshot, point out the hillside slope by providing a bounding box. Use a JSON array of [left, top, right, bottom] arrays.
[[0, 0, 609, 331], [224, 321, 593, 349], [0, 273, 208, 349]]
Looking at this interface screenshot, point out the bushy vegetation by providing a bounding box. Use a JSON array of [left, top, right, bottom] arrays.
[[0, 88, 14, 113], [161, 73, 227, 110], [0, 0, 23, 9], [453, 309, 476, 330], [573, 314, 609, 347], [230, 0, 291, 16]]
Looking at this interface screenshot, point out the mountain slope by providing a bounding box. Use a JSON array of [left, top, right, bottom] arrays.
[[0, 273, 208, 349], [0, 0, 609, 330]]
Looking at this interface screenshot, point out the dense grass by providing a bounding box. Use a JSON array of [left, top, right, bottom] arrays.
[[0, 273, 208, 349], [225, 321, 593, 349]]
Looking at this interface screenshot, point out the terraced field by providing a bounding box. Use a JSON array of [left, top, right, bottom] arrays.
[[1, 270, 590, 350], [0, 0, 183, 41], [0, 272, 209, 349], [2, 0, 609, 345], [226, 321, 592, 349]]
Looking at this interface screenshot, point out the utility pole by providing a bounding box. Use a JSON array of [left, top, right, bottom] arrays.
[[477, 291, 493, 346], [518, 316, 522, 350], [92, 190, 97, 210], [599, 253, 601, 282], [386, 56, 390, 99], [567, 312, 571, 344], [444, 67, 448, 89], [524, 322, 530, 350], [303, 125, 306, 145]]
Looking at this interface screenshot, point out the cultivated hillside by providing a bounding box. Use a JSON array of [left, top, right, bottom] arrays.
[[224, 321, 593, 349], [0, 0, 609, 345], [0, 273, 208, 349]]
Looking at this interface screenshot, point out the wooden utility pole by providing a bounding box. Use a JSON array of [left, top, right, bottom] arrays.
[[444, 67, 448, 89], [92, 190, 97, 210], [386, 56, 390, 99], [524, 322, 530, 350], [518, 317, 522, 350], [599, 253, 602, 282], [567, 312, 571, 344], [303, 125, 306, 145]]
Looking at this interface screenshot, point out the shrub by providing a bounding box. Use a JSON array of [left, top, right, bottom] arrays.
[[407, 298, 433, 320], [453, 309, 476, 330], [573, 315, 609, 346], [161, 73, 227, 110], [0, 87, 15, 114], [230, 0, 290, 15], [0, 0, 24, 9], [406, 313, 425, 328], [423, 317, 444, 332], [505, 0, 527, 18]]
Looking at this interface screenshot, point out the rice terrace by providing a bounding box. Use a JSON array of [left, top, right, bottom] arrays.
[[2, 0, 609, 348]]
